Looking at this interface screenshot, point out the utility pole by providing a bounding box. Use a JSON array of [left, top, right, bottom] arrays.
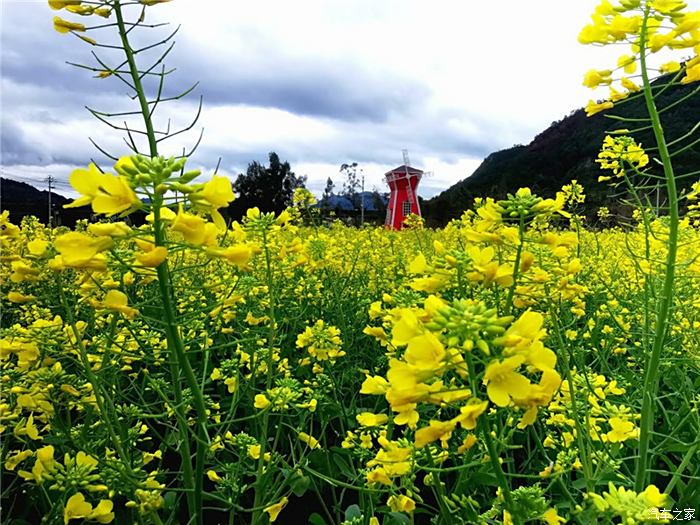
[[360, 168, 365, 226], [46, 175, 54, 227]]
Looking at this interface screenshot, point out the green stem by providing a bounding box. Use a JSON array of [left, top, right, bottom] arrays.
[[252, 228, 278, 524], [634, 6, 680, 493], [464, 353, 518, 523], [549, 310, 594, 491], [114, 1, 158, 158], [424, 448, 450, 522], [114, 3, 209, 519], [505, 215, 526, 314], [664, 442, 698, 495], [58, 285, 134, 479], [481, 425, 519, 524], [564, 352, 595, 490], [153, 200, 209, 523]]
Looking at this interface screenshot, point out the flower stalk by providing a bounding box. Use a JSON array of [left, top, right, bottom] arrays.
[[114, 2, 209, 520], [633, 5, 680, 492]]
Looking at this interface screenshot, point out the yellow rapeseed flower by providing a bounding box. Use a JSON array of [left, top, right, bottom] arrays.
[[18, 445, 55, 483], [53, 232, 112, 269], [254, 394, 270, 409], [360, 375, 390, 395], [387, 494, 416, 514], [65, 164, 138, 215], [7, 292, 36, 304], [582, 69, 613, 88], [48, 0, 82, 9], [199, 175, 235, 209], [247, 444, 261, 460], [414, 419, 455, 449], [403, 332, 446, 376], [605, 417, 638, 442], [298, 432, 321, 449], [53, 16, 85, 33], [356, 412, 389, 427], [4, 450, 33, 471], [206, 244, 253, 269], [585, 99, 614, 117], [135, 246, 168, 267], [452, 399, 489, 430], [89, 501, 114, 524], [170, 207, 218, 246], [542, 508, 566, 524], [483, 355, 531, 407], [91, 174, 139, 215], [27, 239, 49, 256], [457, 434, 478, 453], [99, 290, 138, 318], [64, 493, 92, 523], [263, 497, 288, 523], [87, 222, 132, 237], [681, 60, 700, 84]]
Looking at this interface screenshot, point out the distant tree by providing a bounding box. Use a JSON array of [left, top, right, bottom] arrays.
[[228, 152, 306, 219], [322, 177, 335, 201], [371, 190, 388, 223], [340, 162, 360, 209], [320, 177, 335, 214]]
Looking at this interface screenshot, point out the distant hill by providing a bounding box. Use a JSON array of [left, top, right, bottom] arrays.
[[1, 178, 154, 228], [423, 76, 700, 225], [0, 178, 82, 226]]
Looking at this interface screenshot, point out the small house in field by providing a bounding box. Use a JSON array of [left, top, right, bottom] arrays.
[[318, 192, 388, 224], [384, 164, 422, 230]]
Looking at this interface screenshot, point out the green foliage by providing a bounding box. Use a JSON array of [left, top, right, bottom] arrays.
[[228, 152, 307, 219], [424, 76, 700, 226]]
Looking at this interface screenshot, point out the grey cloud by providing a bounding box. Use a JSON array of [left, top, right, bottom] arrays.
[[0, 2, 528, 193], [0, 114, 111, 168], [0, 120, 86, 167], [1, 120, 39, 165], [2, 3, 430, 124], [179, 54, 430, 122]]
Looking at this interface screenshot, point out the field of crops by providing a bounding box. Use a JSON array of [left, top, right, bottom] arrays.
[[2, 180, 699, 524], [2, 0, 700, 524]]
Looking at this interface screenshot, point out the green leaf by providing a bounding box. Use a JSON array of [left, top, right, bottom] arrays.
[[331, 450, 355, 479], [290, 472, 311, 497], [308, 512, 328, 525], [386, 512, 410, 525], [469, 471, 498, 487], [344, 504, 362, 520], [163, 491, 178, 510], [572, 478, 589, 490]]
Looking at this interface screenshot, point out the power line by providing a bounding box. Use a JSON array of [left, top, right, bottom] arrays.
[[1, 173, 42, 183], [1, 173, 72, 193], [0, 169, 68, 183]]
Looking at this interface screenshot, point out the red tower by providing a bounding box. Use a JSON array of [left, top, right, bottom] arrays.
[[384, 164, 423, 230]]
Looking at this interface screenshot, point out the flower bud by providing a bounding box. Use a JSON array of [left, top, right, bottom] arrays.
[[180, 170, 201, 183]]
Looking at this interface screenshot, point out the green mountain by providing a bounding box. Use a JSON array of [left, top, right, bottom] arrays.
[[423, 76, 700, 226], [1, 178, 68, 224], [1, 178, 96, 227]]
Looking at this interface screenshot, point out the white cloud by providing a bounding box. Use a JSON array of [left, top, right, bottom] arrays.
[[2, 0, 697, 201]]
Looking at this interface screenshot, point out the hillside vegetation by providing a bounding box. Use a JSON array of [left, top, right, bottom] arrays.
[[424, 76, 700, 225]]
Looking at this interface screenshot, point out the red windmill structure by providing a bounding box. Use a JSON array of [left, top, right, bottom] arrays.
[[385, 150, 423, 230]]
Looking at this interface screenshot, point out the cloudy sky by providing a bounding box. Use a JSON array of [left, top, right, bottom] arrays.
[[0, 0, 666, 198]]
